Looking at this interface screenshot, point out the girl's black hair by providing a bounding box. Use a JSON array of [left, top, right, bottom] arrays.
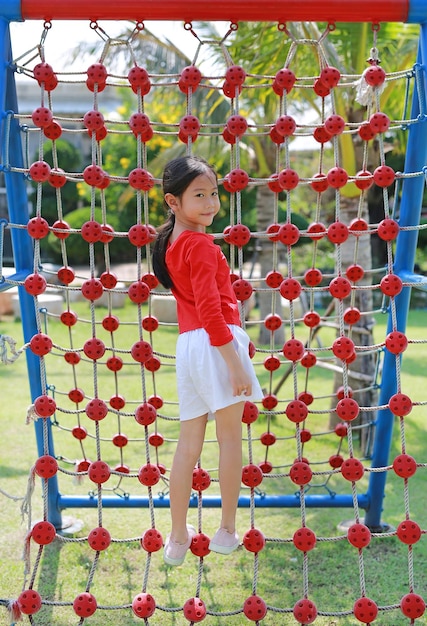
[[152, 155, 217, 289]]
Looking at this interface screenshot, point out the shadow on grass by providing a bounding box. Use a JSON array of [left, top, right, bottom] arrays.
[[35, 539, 63, 624]]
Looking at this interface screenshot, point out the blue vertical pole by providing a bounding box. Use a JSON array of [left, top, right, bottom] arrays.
[[0, 15, 62, 528], [364, 24, 427, 529]]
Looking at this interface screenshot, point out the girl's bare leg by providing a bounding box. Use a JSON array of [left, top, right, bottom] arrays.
[[215, 401, 244, 532], [168, 414, 207, 543]]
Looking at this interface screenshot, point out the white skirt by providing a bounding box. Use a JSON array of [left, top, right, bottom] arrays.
[[175, 325, 263, 421]]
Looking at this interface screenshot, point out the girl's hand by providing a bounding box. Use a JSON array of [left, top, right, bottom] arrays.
[[216, 341, 252, 396]]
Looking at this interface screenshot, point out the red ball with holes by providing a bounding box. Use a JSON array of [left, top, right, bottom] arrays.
[[347, 523, 371, 548], [324, 114, 345, 135], [242, 464, 263, 487], [278, 168, 299, 190], [44, 120, 62, 139], [128, 223, 156, 247], [346, 264, 365, 282], [18, 589, 42, 615], [24, 273, 47, 296], [364, 64, 386, 86], [392, 453, 417, 478], [88, 460, 111, 484], [373, 165, 395, 187], [313, 78, 330, 97], [285, 400, 308, 423], [132, 593, 156, 618], [369, 112, 390, 133], [226, 114, 248, 137], [329, 454, 344, 468], [263, 355, 281, 372], [293, 598, 317, 624], [88, 526, 111, 551], [273, 68, 296, 94], [192, 467, 211, 491], [353, 597, 378, 623], [138, 463, 160, 486], [293, 527, 316, 551], [275, 114, 296, 137], [304, 268, 322, 287], [128, 168, 154, 190], [27, 216, 50, 239], [131, 340, 153, 363], [141, 528, 163, 553], [85, 398, 108, 421], [310, 172, 329, 192], [183, 597, 206, 623], [73, 592, 97, 617], [128, 281, 150, 304], [327, 221, 349, 244], [400, 593, 426, 619], [336, 397, 360, 421], [380, 273, 403, 297], [385, 330, 408, 354], [320, 65, 340, 87], [32, 520, 56, 545], [226, 64, 246, 85], [264, 313, 282, 331], [135, 402, 157, 426], [278, 223, 300, 245], [341, 457, 364, 481], [34, 394, 56, 417], [303, 311, 321, 328], [327, 167, 348, 189], [29, 160, 51, 182], [389, 392, 412, 417], [265, 270, 283, 288], [242, 402, 259, 424], [243, 528, 266, 553], [377, 218, 399, 241], [313, 126, 332, 144], [83, 338, 106, 360], [290, 461, 312, 485], [243, 595, 268, 621], [226, 223, 251, 247], [396, 519, 421, 545], [280, 278, 301, 301], [233, 278, 253, 302], [283, 338, 304, 362]]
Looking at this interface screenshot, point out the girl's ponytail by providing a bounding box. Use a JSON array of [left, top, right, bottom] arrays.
[[152, 212, 175, 289]]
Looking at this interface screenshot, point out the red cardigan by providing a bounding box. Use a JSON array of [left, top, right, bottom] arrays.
[[165, 231, 241, 346]]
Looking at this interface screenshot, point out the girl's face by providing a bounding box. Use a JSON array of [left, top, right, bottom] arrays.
[[165, 172, 220, 232]]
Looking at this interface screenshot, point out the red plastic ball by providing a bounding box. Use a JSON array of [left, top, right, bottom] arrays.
[[380, 273, 403, 297], [225, 64, 246, 85], [344, 307, 361, 326], [99, 271, 117, 290], [283, 338, 304, 362], [278, 223, 300, 246], [85, 398, 108, 421], [310, 172, 329, 192], [34, 394, 56, 417], [106, 356, 123, 371], [128, 66, 151, 93], [358, 122, 377, 141], [313, 126, 332, 144], [327, 166, 348, 188], [300, 351, 317, 368], [110, 395, 126, 410], [233, 278, 253, 302], [332, 337, 355, 361], [369, 112, 390, 133], [243, 595, 268, 621], [138, 463, 160, 486], [265, 270, 283, 288], [313, 78, 330, 97], [242, 464, 263, 487], [355, 170, 374, 190], [69, 388, 84, 403], [327, 221, 349, 244], [290, 461, 312, 485], [273, 67, 296, 93], [27, 216, 49, 239], [81, 220, 102, 243], [32, 106, 53, 128], [131, 340, 153, 363], [320, 65, 341, 88], [293, 598, 318, 624], [304, 268, 323, 287], [145, 356, 161, 372], [44, 121, 62, 140], [263, 355, 281, 372], [24, 273, 47, 296], [180, 65, 202, 88], [274, 114, 296, 137], [18, 589, 42, 615], [336, 397, 360, 421], [141, 528, 163, 553], [228, 168, 250, 191], [183, 597, 206, 623], [300, 426, 312, 439], [285, 400, 308, 423], [329, 454, 344, 468], [260, 431, 277, 446], [57, 266, 75, 285], [293, 527, 316, 551], [346, 264, 365, 282], [392, 453, 417, 478], [132, 592, 156, 618], [396, 519, 422, 544], [279, 278, 301, 301], [341, 457, 364, 481], [307, 222, 327, 240], [88, 461, 110, 484], [324, 114, 345, 135], [135, 402, 157, 426], [32, 520, 56, 545], [128, 168, 154, 190], [29, 160, 51, 182], [335, 423, 348, 437], [329, 276, 352, 299], [83, 338, 105, 361], [226, 224, 251, 247], [385, 330, 408, 354], [303, 311, 321, 328], [64, 351, 80, 365], [87, 62, 107, 83], [83, 109, 104, 131], [88, 526, 111, 551], [377, 218, 399, 241], [259, 460, 273, 473], [82, 164, 104, 187], [192, 467, 211, 491], [243, 528, 265, 553], [242, 402, 259, 424], [33, 61, 55, 83], [112, 433, 128, 447], [190, 532, 211, 557], [389, 392, 412, 417], [353, 597, 378, 623], [34, 454, 58, 478], [222, 80, 242, 98], [373, 165, 395, 187], [226, 114, 248, 137], [179, 114, 200, 138], [278, 167, 299, 190], [347, 523, 371, 548], [30, 333, 53, 357], [128, 281, 150, 304], [73, 592, 97, 617], [264, 313, 282, 331], [364, 65, 386, 87], [400, 593, 426, 619], [128, 223, 155, 247]]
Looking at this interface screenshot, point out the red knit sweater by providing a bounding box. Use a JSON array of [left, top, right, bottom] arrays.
[[165, 231, 241, 346]]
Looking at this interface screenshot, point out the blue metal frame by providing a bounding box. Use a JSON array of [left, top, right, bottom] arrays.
[[1, 2, 426, 530]]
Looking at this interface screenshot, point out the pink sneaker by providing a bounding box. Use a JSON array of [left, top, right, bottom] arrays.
[[163, 525, 196, 566], [209, 528, 240, 555]]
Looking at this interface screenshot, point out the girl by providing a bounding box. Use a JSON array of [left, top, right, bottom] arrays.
[[152, 155, 263, 566]]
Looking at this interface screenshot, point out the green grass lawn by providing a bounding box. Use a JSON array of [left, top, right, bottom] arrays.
[[0, 303, 426, 625]]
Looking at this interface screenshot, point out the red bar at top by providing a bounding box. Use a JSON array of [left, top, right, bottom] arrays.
[[20, 0, 409, 23]]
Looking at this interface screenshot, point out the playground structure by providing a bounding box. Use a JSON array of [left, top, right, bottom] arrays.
[[1, 0, 427, 623]]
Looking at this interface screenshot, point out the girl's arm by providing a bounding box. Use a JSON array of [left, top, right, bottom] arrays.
[[216, 341, 252, 397]]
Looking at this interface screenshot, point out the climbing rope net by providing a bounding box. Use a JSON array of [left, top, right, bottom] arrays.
[[1, 16, 427, 625]]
